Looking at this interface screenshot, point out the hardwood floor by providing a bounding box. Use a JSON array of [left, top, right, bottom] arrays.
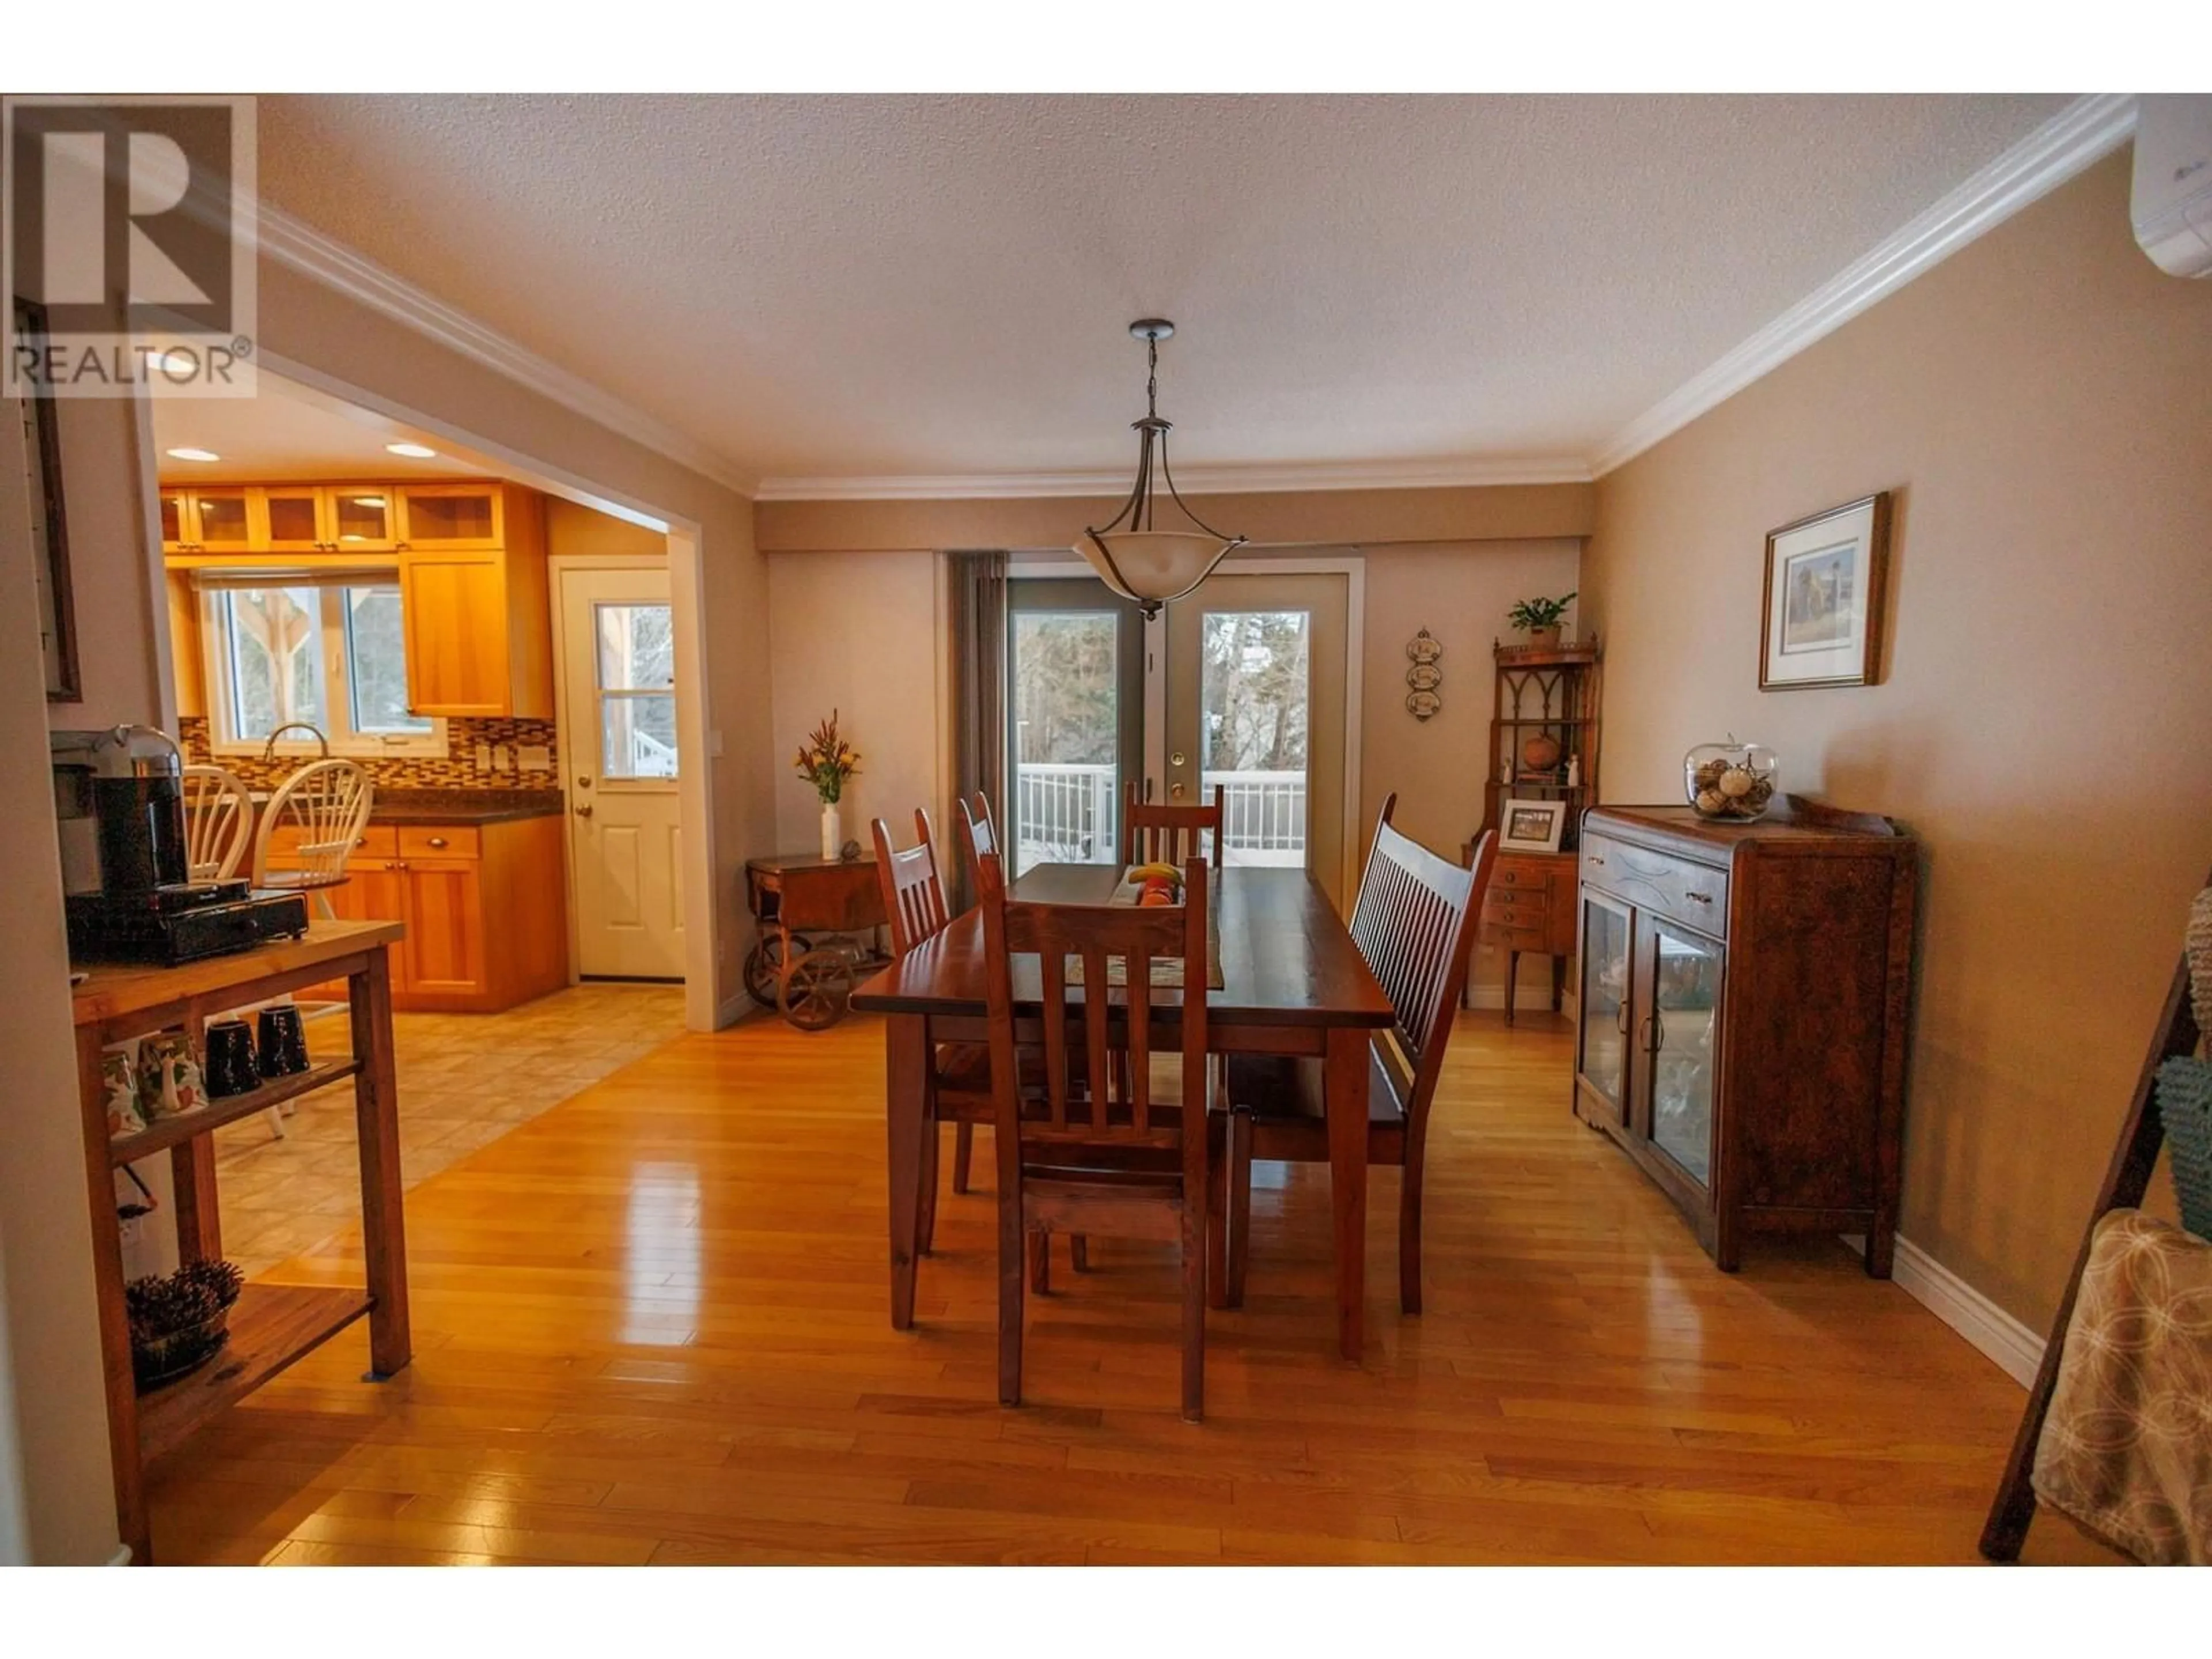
[[146, 1007, 2118, 1565]]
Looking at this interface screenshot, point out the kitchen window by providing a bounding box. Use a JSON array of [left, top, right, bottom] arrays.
[[197, 571, 445, 757]]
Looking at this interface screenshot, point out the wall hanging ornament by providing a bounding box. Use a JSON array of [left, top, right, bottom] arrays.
[[1404, 629, 1444, 721]]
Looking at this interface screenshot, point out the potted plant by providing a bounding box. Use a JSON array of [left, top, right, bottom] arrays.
[[1507, 592, 1578, 650], [794, 709, 862, 859]]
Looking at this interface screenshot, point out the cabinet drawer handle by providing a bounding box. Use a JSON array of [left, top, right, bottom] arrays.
[[1685, 891, 1713, 904], [1589, 854, 1605, 866], [355, 835, 370, 847], [427, 836, 449, 849]]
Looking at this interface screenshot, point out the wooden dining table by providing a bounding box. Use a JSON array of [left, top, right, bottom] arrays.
[[849, 863, 1395, 1361]]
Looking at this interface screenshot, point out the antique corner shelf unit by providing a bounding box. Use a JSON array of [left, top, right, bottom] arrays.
[[1571, 799, 1918, 1274], [1469, 639, 1601, 1022]]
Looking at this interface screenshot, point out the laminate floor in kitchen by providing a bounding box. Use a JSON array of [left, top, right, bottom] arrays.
[[150, 1009, 2122, 1566], [209, 983, 689, 1277]]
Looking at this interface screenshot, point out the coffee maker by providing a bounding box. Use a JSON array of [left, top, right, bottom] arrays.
[[52, 725, 309, 965]]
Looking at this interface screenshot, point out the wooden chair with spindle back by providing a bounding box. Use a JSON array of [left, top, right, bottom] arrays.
[[871, 809, 984, 1239], [253, 759, 375, 919], [955, 791, 1000, 895], [1123, 781, 1224, 870], [976, 848, 1215, 1420], [181, 764, 254, 881], [1218, 793, 1495, 1315]]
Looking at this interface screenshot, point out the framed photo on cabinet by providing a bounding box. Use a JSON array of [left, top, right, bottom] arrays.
[[1500, 797, 1567, 854], [1760, 491, 1891, 691]]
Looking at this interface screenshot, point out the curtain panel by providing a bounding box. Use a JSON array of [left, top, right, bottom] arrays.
[[946, 550, 1009, 907]]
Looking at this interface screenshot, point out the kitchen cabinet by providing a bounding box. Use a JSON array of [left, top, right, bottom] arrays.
[[1572, 801, 1916, 1276], [396, 483, 505, 550], [396, 488, 550, 718], [316, 812, 567, 1013], [161, 478, 550, 717], [161, 486, 253, 553]]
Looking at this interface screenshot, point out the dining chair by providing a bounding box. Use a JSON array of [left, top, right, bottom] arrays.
[[955, 791, 1000, 895], [253, 759, 375, 919], [976, 847, 1216, 1420], [871, 809, 982, 1233], [181, 764, 254, 881], [1123, 781, 1224, 870], [1218, 794, 1495, 1315]]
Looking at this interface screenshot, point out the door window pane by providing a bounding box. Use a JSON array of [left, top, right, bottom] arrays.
[[222, 587, 325, 738], [1201, 610, 1309, 867], [596, 603, 676, 690], [343, 586, 430, 733], [1012, 611, 1122, 874], [1649, 927, 1722, 1185], [601, 695, 679, 779]]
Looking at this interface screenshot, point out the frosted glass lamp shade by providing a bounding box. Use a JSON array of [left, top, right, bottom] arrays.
[[1075, 531, 1238, 616]]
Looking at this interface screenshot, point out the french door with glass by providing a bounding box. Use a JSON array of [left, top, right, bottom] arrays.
[[1005, 578, 1143, 876], [1161, 573, 1350, 910]]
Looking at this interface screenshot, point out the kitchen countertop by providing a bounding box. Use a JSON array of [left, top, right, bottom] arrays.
[[368, 789, 566, 825]]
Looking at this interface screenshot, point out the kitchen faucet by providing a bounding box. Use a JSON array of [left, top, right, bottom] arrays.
[[262, 721, 331, 762]]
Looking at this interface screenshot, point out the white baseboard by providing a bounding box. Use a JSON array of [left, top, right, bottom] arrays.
[[1845, 1232, 2047, 1388], [1463, 984, 1578, 1020]]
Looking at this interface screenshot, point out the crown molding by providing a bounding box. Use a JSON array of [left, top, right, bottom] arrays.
[[1592, 94, 2141, 478], [255, 203, 760, 498], [752, 454, 1593, 502]]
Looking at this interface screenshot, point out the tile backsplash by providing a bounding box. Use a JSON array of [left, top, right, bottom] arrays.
[[179, 715, 560, 793]]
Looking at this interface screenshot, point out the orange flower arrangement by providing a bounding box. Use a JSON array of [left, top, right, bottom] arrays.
[[793, 709, 861, 805]]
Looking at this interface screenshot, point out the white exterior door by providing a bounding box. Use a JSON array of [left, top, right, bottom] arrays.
[[558, 565, 684, 979]]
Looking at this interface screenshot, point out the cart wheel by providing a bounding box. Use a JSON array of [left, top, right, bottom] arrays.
[[779, 948, 854, 1031], [744, 934, 813, 1007]]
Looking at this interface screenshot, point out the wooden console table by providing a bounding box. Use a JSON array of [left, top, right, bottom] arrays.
[[71, 921, 411, 1565]]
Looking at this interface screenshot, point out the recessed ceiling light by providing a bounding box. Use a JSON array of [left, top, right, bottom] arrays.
[[165, 447, 221, 462], [385, 442, 437, 459]]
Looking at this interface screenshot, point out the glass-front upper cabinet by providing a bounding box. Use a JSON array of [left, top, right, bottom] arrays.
[[1640, 918, 1724, 1190], [1577, 892, 1633, 1124], [260, 485, 327, 551], [158, 489, 190, 550], [327, 486, 397, 550], [184, 487, 252, 551], [396, 483, 503, 549]]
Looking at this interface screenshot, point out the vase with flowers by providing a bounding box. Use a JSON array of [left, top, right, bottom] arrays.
[[794, 709, 862, 859]]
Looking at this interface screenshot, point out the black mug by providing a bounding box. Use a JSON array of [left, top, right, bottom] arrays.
[[204, 1020, 261, 1098], [256, 1005, 310, 1078]]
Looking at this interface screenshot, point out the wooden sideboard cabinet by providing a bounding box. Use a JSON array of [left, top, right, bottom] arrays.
[[1464, 849, 1578, 1021], [1572, 799, 1916, 1274]]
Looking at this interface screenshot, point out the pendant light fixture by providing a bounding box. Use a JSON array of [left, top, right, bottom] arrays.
[[1076, 319, 1246, 618]]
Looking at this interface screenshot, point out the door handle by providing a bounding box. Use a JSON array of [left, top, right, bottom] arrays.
[[574, 804, 593, 818]]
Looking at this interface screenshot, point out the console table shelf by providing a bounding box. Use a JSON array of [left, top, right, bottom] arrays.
[[71, 919, 411, 1565]]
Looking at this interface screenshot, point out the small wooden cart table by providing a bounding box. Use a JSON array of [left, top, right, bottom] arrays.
[[743, 853, 888, 1029], [72, 920, 411, 1565]]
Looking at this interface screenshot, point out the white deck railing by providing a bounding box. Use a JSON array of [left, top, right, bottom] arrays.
[[1014, 762, 1308, 872]]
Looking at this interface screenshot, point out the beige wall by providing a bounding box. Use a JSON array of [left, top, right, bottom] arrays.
[[756, 480, 1595, 554], [546, 496, 668, 560], [0, 387, 123, 1564], [1360, 539, 1584, 1002], [1582, 152, 2212, 1332], [767, 551, 947, 853]]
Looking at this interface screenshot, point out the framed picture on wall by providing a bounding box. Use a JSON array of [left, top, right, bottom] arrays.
[[14, 298, 81, 702], [1759, 491, 1892, 691], [1500, 797, 1567, 854]]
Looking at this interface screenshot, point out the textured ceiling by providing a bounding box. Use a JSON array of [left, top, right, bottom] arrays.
[[255, 94, 2069, 486]]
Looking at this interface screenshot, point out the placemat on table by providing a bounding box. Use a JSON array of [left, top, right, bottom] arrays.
[[1061, 872, 1226, 990]]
